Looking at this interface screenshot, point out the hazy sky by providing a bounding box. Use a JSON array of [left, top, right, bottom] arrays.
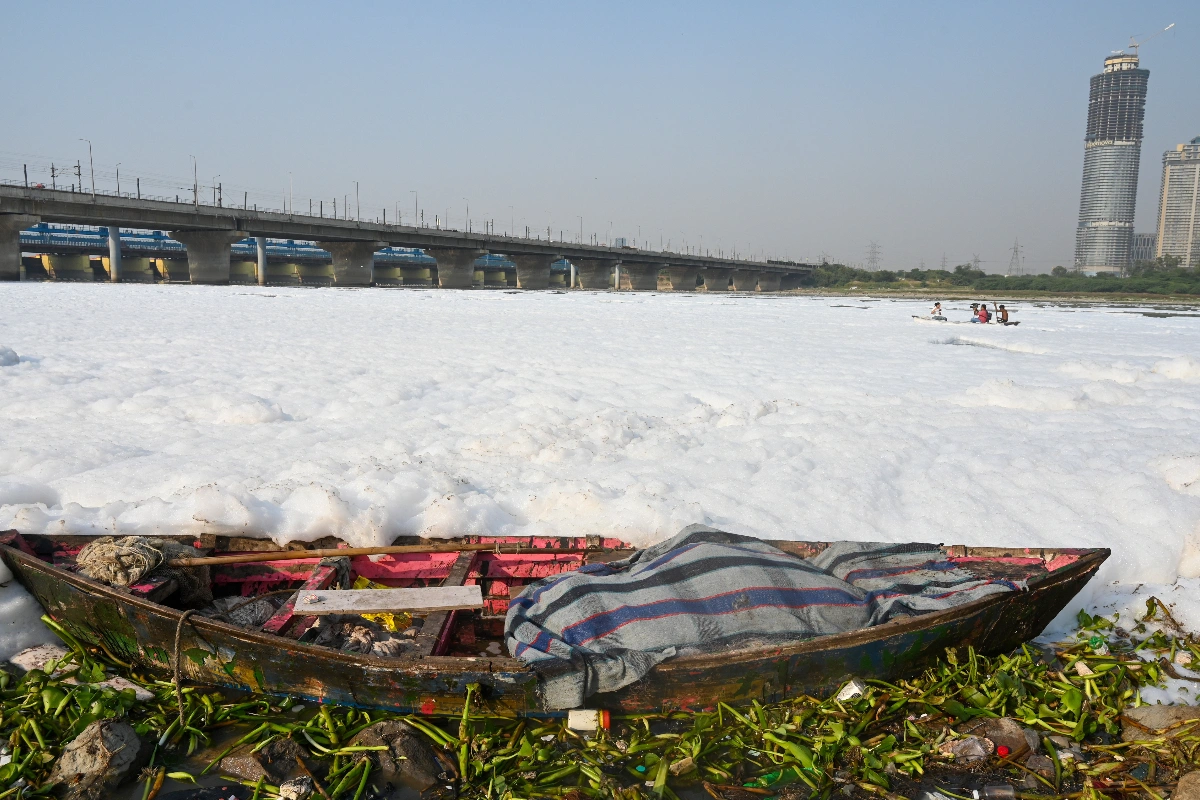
[[1, 2, 1196, 273]]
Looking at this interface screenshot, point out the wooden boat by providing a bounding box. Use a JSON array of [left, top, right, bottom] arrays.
[[0, 529, 1106, 716]]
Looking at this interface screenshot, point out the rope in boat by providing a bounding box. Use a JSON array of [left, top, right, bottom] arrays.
[[173, 609, 196, 728], [170, 588, 315, 726]]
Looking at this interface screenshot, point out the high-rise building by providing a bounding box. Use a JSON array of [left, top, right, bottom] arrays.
[[1154, 137, 1200, 268], [1073, 53, 1149, 273], [1131, 232, 1158, 263]]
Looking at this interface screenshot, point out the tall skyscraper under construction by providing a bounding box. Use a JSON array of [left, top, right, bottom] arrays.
[[1155, 137, 1200, 269], [1073, 52, 1149, 273]]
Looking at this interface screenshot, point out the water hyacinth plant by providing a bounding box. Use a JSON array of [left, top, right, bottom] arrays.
[[0, 599, 1196, 800]]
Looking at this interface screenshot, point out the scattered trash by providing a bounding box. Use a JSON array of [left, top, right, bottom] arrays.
[[566, 708, 611, 732], [199, 595, 279, 628], [668, 755, 695, 776], [938, 735, 994, 762], [835, 676, 868, 701], [278, 775, 315, 800], [960, 717, 1029, 759], [1025, 753, 1055, 777], [974, 785, 1015, 800]]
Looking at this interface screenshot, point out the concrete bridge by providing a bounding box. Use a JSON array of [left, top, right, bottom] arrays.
[[0, 185, 813, 291], [15, 224, 538, 287]]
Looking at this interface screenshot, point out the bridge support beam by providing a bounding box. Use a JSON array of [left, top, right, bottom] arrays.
[[106, 226, 122, 282], [510, 254, 557, 290], [702, 267, 733, 292], [319, 240, 384, 286], [758, 273, 783, 292], [256, 237, 268, 286], [665, 266, 699, 292], [731, 269, 759, 292], [426, 247, 485, 288], [620, 264, 661, 291], [573, 258, 618, 290], [169, 230, 244, 284], [0, 214, 38, 281]]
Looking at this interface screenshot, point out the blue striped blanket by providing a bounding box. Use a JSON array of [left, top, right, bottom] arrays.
[[504, 526, 1023, 709]]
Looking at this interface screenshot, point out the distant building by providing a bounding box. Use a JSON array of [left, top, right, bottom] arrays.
[[1131, 232, 1158, 263], [1073, 53, 1149, 274], [613, 237, 629, 248], [1154, 137, 1200, 268]]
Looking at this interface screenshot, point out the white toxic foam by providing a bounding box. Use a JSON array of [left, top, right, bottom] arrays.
[[0, 285, 1198, 660]]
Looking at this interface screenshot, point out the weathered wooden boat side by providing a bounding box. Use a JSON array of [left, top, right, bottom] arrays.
[[3, 541, 542, 715], [599, 545, 1106, 711], [0, 532, 1108, 716]]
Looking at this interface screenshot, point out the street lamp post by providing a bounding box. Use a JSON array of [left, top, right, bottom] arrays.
[[463, 198, 469, 232], [410, 191, 418, 227], [79, 139, 94, 197]]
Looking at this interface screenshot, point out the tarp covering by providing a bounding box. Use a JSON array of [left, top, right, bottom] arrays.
[[505, 526, 1025, 709]]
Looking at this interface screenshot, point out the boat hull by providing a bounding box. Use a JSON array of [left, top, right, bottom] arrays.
[[0, 537, 1106, 715]]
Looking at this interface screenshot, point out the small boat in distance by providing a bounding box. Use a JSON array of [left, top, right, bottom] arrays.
[[911, 315, 1021, 326], [0, 530, 1105, 715]]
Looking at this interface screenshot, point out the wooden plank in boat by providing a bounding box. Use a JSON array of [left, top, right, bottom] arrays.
[[294, 585, 483, 615], [413, 550, 476, 657], [260, 559, 345, 637]]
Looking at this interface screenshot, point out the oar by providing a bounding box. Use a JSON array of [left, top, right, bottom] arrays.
[[165, 541, 596, 568]]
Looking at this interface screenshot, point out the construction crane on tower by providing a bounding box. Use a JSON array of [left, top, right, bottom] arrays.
[[1125, 23, 1175, 56]]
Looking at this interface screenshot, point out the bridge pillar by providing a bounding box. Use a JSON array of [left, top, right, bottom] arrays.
[[510, 254, 557, 290], [781, 273, 806, 290], [426, 247, 485, 288], [731, 270, 759, 292], [169, 230, 243, 284], [620, 263, 662, 291], [573, 258, 618, 290], [758, 273, 783, 292], [106, 226, 122, 282], [255, 237, 268, 286], [0, 214, 38, 281], [702, 267, 733, 292], [318, 240, 384, 286], [665, 266, 699, 291]]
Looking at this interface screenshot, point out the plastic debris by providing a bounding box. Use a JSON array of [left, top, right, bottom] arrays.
[[938, 735, 994, 762], [566, 709, 611, 732], [835, 677, 868, 701]]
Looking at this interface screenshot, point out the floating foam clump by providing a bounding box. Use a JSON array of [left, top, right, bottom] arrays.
[[0, 345, 17, 366]]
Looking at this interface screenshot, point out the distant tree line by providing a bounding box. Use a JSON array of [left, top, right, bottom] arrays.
[[798, 255, 1200, 296]]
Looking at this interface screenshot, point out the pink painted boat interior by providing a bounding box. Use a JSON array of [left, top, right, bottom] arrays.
[[30, 534, 1090, 659]]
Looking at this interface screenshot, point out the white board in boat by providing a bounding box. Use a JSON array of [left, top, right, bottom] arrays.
[[293, 585, 484, 615]]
